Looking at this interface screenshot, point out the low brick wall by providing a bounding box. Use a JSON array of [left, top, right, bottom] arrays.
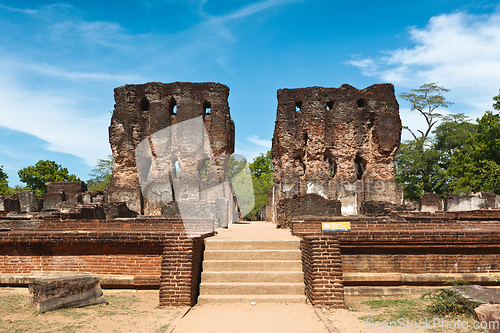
[[0, 218, 215, 306], [301, 236, 345, 308], [293, 212, 500, 306], [338, 230, 500, 274], [291, 211, 500, 234]]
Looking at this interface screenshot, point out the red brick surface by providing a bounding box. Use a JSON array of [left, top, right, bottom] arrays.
[[0, 219, 213, 306], [293, 211, 500, 308], [301, 236, 346, 308]]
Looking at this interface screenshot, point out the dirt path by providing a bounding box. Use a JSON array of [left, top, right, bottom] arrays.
[[172, 303, 328, 333]]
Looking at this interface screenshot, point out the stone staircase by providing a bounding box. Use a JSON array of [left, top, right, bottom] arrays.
[[198, 238, 306, 304]]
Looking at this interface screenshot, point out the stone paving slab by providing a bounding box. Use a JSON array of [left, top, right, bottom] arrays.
[[171, 303, 329, 333], [213, 221, 297, 240]]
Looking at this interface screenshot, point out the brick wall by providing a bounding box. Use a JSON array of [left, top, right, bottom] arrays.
[[159, 235, 205, 307], [38, 217, 214, 233], [0, 227, 213, 306], [293, 213, 500, 306], [301, 235, 346, 308], [291, 211, 500, 235], [338, 230, 500, 274]]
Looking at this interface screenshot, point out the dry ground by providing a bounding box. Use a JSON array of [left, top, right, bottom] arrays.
[[0, 288, 492, 333], [0, 288, 180, 333], [324, 294, 489, 333]]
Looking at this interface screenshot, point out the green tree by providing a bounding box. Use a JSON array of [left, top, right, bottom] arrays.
[[493, 89, 500, 111], [396, 83, 455, 200], [447, 111, 500, 194], [246, 151, 273, 220], [0, 166, 10, 196], [18, 160, 80, 196], [87, 156, 113, 191], [399, 83, 453, 142], [226, 155, 247, 179], [249, 150, 273, 179]]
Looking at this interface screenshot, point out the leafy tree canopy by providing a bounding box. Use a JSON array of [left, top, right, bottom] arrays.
[[18, 160, 79, 196], [249, 151, 273, 179], [0, 165, 9, 196], [397, 87, 500, 200], [87, 156, 113, 191], [399, 83, 453, 142], [493, 89, 500, 111], [447, 111, 500, 194], [246, 151, 273, 220], [226, 155, 247, 179], [396, 83, 457, 200]]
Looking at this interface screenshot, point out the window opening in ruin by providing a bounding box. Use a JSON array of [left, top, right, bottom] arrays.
[[204, 101, 211, 115], [169, 98, 177, 115], [355, 155, 365, 180], [356, 98, 366, 108], [298, 157, 305, 175], [326, 156, 336, 178], [199, 157, 210, 179], [172, 159, 180, 179], [326, 101, 334, 111], [295, 101, 302, 112], [139, 97, 150, 111]]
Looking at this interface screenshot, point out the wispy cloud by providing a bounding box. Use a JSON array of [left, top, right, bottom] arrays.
[[196, 0, 301, 41], [234, 136, 272, 163], [349, 11, 500, 113], [0, 0, 297, 169], [247, 135, 272, 148], [0, 4, 37, 15]]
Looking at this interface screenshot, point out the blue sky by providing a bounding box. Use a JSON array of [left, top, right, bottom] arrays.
[[1, 0, 500, 186]]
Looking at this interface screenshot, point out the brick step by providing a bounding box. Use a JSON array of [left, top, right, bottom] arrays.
[[201, 271, 304, 283], [203, 260, 302, 271], [204, 250, 301, 260], [205, 239, 300, 251], [197, 294, 307, 304]]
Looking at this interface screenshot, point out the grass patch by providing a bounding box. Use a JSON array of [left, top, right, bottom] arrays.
[[156, 323, 170, 333], [359, 296, 486, 332], [360, 298, 429, 322]]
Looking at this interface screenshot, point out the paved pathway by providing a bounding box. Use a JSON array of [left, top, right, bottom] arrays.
[[171, 222, 332, 333]]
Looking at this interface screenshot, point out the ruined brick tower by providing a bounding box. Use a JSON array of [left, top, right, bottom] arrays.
[[270, 84, 402, 226], [106, 82, 235, 217]]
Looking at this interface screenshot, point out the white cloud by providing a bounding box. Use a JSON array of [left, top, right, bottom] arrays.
[[350, 11, 500, 114], [247, 135, 272, 148], [0, 1, 296, 168], [196, 0, 301, 41], [235, 136, 272, 163], [0, 4, 37, 14], [0, 79, 111, 166]]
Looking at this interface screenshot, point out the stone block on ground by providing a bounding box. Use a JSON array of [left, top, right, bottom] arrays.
[[29, 276, 107, 312], [451, 285, 500, 304], [474, 304, 500, 333]]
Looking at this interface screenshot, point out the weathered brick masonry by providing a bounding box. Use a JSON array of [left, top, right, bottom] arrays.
[[301, 235, 346, 308], [0, 218, 213, 306], [293, 211, 500, 306]]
